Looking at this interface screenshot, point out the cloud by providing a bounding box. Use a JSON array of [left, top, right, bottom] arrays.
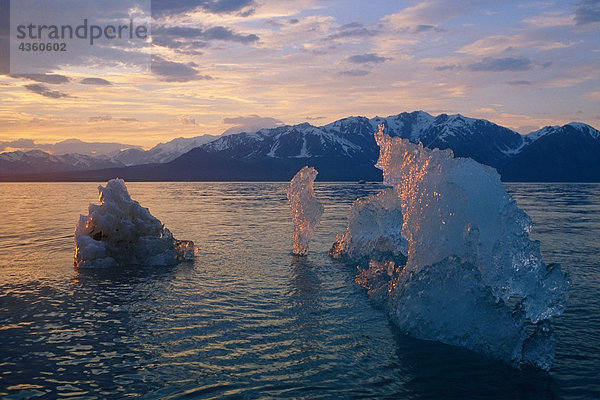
[[339, 69, 370, 76], [460, 34, 574, 57], [151, 56, 213, 82], [305, 116, 326, 121], [119, 117, 139, 122], [152, 0, 256, 17], [153, 26, 259, 45], [16, 74, 70, 84], [222, 115, 284, 134], [0, 138, 37, 152], [328, 22, 378, 40], [81, 78, 112, 85], [202, 26, 259, 43], [574, 0, 600, 25], [263, 18, 300, 28], [583, 90, 600, 100], [177, 115, 196, 125], [516, 125, 541, 134], [264, 19, 284, 28], [88, 115, 113, 122], [152, 25, 259, 54], [153, 41, 208, 56], [382, 0, 480, 32], [524, 12, 574, 28], [347, 53, 389, 64], [223, 115, 282, 125], [0, 0, 9, 75], [468, 57, 533, 72], [504, 80, 532, 85], [435, 65, 458, 71], [413, 24, 440, 33], [24, 84, 70, 98]]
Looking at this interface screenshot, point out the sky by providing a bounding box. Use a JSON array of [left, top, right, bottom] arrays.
[[0, 0, 599, 149]]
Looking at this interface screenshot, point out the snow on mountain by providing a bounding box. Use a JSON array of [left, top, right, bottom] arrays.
[[2, 113, 598, 181], [201, 111, 525, 168], [110, 134, 222, 166], [524, 125, 559, 142], [508, 122, 600, 156], [0, 150, 124, 175], [203, 123, 365, 160], [565, 122, 600, 140], [0, 134, 224, 173], [500, 122, 600, 181], [0, 138, 143, 156], [149, 135, 222, 159]]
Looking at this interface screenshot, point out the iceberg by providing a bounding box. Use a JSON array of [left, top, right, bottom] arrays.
[[287, 166, 324, 256], [329, 188, 407, 264], [333, 124, 569, 370], [74, 179, 197, 268]]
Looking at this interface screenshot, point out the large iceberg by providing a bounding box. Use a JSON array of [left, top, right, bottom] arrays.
[[332, 124, 569, 370], [74, 179, 197, 268], [287, 166, 324, 256]]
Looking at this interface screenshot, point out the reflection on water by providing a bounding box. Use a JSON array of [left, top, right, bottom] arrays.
[[0, 182, 599, 399]]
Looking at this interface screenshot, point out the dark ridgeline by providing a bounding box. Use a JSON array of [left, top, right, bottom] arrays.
[[499, 124, 600, 182], [1, 111, 599, 182]]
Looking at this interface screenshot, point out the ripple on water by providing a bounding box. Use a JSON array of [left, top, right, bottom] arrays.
[[0, 182, 599, 399]]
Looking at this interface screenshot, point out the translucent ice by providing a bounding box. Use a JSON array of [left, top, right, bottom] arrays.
[[287, 166, 324, 256], [329, 188, 407, 264], [336, 125, 569, 369], [74, 179, 197, 268]]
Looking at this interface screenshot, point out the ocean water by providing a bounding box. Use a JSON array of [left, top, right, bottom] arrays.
[[0, 182, 598, 399]]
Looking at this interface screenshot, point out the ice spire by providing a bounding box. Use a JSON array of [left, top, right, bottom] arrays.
[[287, 166, 324, 256]]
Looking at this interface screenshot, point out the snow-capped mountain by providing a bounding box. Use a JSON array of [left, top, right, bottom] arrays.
[[500, 122, 600, 181], [201, 111, 524, 169], [0, 138, 142, 156], [2, 112, 598, 181], [0, 150, 125, 175], [203, 123, 366, 160], [111, 134, 222, 165], [196, 111, 599, 181], [0, 134, 223, 175]]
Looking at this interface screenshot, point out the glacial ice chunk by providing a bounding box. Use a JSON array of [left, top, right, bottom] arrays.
[[334, 124, 569, 369], [287, 166, 324, 256], [74, 179, 197, 268], [373, 124, 569, 322], [329, 188, 407, 264]]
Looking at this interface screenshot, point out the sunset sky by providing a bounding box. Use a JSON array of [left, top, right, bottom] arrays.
[[0, 0, 599, 149]]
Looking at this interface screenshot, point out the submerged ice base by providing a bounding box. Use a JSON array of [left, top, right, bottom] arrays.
[[287, 166, 324, 256], [333, 125, 569, 370], [74, 179, 197, 268]]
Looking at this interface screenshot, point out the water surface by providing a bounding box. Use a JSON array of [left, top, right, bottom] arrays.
[[0, 182, 598, 399]]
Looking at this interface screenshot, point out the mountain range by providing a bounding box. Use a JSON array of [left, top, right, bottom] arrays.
[[1, 111, 599, 182], [0, 134, 221, 175]]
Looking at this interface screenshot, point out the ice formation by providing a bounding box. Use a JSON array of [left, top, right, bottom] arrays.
[[287, 166, 324, 256], [332, 124, 569, 370], [74, 179, 197, 268], [329, 188, 407, 264]]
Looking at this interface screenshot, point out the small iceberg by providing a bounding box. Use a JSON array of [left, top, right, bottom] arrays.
[[287, 166, 324, 256], [74, 179, 197, 268], [332, 124, 569, 370], [329, 188, 407, 264]]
